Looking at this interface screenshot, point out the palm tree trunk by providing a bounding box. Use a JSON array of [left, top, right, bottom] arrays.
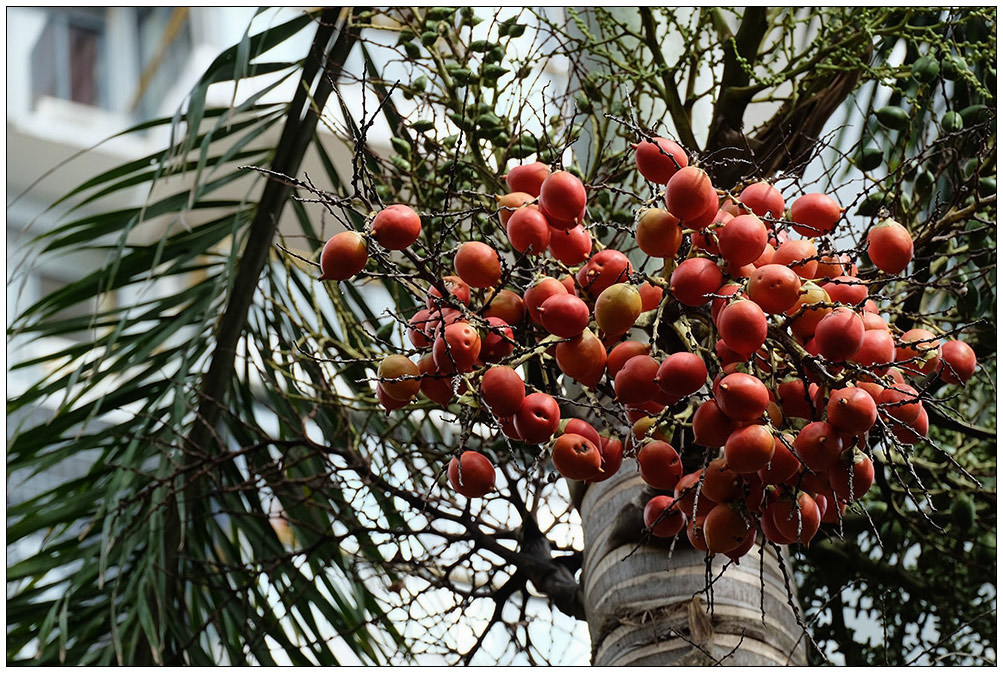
[[581, 459, 808, 666]]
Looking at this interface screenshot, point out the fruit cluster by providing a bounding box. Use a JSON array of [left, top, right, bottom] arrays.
[[317, 136, 979, 558]]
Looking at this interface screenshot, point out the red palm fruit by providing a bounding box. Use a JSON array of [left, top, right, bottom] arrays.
[[761, 502, 797, 544], [867, 218, 914, 274], [485, 289, 525, 325], [639, 281, 663, 312], [320, 231, 368, 280], [504, 161, 550, 197], [643, 495, 686, 537], [717, 299, 768, 357], [787, 281, 832, 339], [718, 214, 768, 266], [559, 274, 578, 295], [814, 251, 855, 279], [607, 340, 650, 378], [665, 166, 717, 221], [891, 405, 929, 445], [376, 384, 410, 411], [862, 299, 880, 314], [753, 242, 776, 268], [551, 433, 602, 480], [635, 208, 683, 257], [499, 414, 521, 440], [372, 204, 422, 250], [686, 516, 709, 552], [715, 339, 745, 366], [822, 276, 868, 306], [726, 261, 756, 279], [692, 226, 721, 253], [814, 307, 865, 361], [524, 277, 568, 324], [542, 204, 587, 232], [896, 328, 941, 376], [856, 380, 884, 404], [614, 355, 660, 405], [689, 195, 723, 230], [759, 433, 801, 485], [480, 317, 516, 363], [724, 424, 775, 474], [407, 307, 435, 348], [819, 497, 847, 524], [852, 329, 895, 370], [701, 458, 743, 504], [861, 311, 888, 332], [496, 191, 535, 228], [563, 419, 602, 450], [773, 239, 819, 279], [507, 207, 551, 255], [940, 339, 977, 384], [794, 421, 843, 471], [433, 322, 481, 374], [772, 491, 821, 544], [879, 383, 922, 423], [514, 392, 561, 444], [704, 504, 752, 554], [711, 283, 746, 323], [715, 372, 770, 421], [634, 136, 688, 184], [790, 193, 841, 237], [378, 354, 421, 401], [826, 387, 878, 434], [539, 293, 590, 338], [675, 471, 715, 519], [637, 440, 683, 490], [548, 224, 592, 265], [427, 275, 471, 310], [670, 257, 723, 306], [630, 416, 670, 449], [655, 352, 707, 397], [814, 494, 830, 522], [739, 181, 785, 218], [577, 249, 633, 298], [595, 283, 642, 337], [748, 264, 802, 314], [692, 399, 739, 447], [448, 451, 495, 498], [727, 528, 758, 562], [827, 450, 875, 502], [481, 316, 517, 363], [556, 329, 607, 381], [417, 355, 455, 406], [454, 241, 501, 288], [480, 366, 525, 417], [538, 170, 587, 223], [589, 436, 624, 483], [744, 473, 767, 514]]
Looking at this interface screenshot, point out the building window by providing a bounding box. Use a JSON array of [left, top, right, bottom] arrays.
[[30, 8, 108, 109], [132, 7, 193, 120]]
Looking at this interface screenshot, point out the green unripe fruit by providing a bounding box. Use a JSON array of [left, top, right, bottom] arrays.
[[941, 54, 968, 81], [951, 494, 977, 531], [856, 147, 884, 171], [941, 111, 964, 133], [911, 55, 940, 82], [974, 532, 996, 565], [876, 106, 909, 130], [915, 169, 935, 193], [594, 283, 643, 337]]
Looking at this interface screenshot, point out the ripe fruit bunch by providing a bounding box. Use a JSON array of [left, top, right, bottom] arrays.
[[312, 144, 979, 558]]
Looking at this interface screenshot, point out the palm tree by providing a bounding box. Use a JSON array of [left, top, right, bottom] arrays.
[[8, 7, 996, 666]]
